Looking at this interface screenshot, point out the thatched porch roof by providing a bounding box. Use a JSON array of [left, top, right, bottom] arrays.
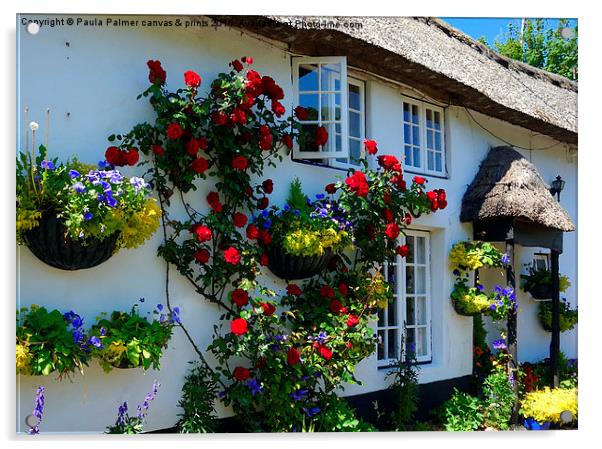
[[460, 146, 575, 232]]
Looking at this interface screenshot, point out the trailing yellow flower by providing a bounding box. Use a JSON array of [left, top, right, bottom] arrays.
[[520, 387, 578, 424], [16, 342, 32, 374], [16, 208, 42, 238], [116, 199, 162, 249], [282, 228, 348, 257]]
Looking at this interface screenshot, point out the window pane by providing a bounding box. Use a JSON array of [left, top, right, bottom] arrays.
[[403, 103, 410, 122], [388, 299, 396, 326], [416, 296, 427, 324], [416, 327, 427, 357], [416, 237, 426, 264], [406, 266, 414, 294], [412, 126, 420, 146], [320, 63, 341, 91], [405, 236, 414, 264], [404, 145, 412, 166], [427, 151, 434, 171], [299, 64, 318, 91], [334, 134, 342, 153], [415, 267, 426, 294], [427, 130, 433, 149], [388, 263, 397, 290], [299, 94, 319, 121], [350, 139, 361, 162], [349, 111, 360, 138], [406, 297, 415, 325], [404, 124, 411, 144], [299, 124, 318, 152], [412, 105, 419, 124], [413, 147, 421, 167], [434, 111, 441, 130], [388, 329, 399, 360], [435, 153, 442, 172], [349, 84, 360, 110], [320, 94, 342, 121], [377, 330, 385, 360], [406, 329, 416, 355], [426, 109, 433, 128]]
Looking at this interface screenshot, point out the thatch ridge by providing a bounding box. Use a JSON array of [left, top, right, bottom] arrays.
[[460, 146, 575, 232]]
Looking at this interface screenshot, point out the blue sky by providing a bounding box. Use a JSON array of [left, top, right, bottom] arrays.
[[441, 18, 577, 46]]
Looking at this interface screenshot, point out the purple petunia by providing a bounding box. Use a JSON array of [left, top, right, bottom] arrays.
[[247, 379, 262, 396], [492, 338, 507, 351], [40, 160, 55, 170]]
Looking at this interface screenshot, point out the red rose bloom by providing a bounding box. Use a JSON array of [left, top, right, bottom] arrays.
[[166, 122, 184, 140], [282, 135, 293, 150], [287, 347, 301, 366], [258, 131, 273, 151], [207, 191, 223, 212], [383, 190, 392, 204], [246, 224, 259, 240], [191, 224, 212, 243], [259, 252, 269, 266], [233, 212, 247, 228], [287, 284, 302, 296], [198, 136, 208, 151], [262, 179, 274, 194], [345, 171, 369, 197], [346, 314, 360, 328], [241, 56, 253, 64], [230, 108, 246, 124], [184, 70, 201, 88], [314, 126, 329, 146], [231, 289, 249, 307], [346, 342, 353, 349], [212, 111, 229, 126], [259, 302, 276, 316], [294, 106, 309, 121], [186, 138, 200, 156], [233, 366, 250, 381], [382, 208, 394, 223], [364, 139, 378, 155], [378, 155, 402, 173], [320, 285, 335, 299], [338, 282, 348, 297], [191, 157, 209, 174], [105, 146, 122, 166], [194, 249, 210, 264], [224, 247, 241, 265], [404, 213, 413, 225], [232, 155, 249, 170], [257, 197, 269, 210], [147, 60, 166, 85], [152, 144, 165, 156], [231, 318, 248, 336], [329, 299, 343, 314], [231, 59, 244, 72], [396, 245, 409, 257], [259, 229, 272, 245], [126, 148, 139, 166], [385, 222, 401, 240], [271, 100, 286, 117], [318, 345, 333, 361], [413, 176, 426, 185], [325, 183, 337, 194], [438, 199, 448, 209]]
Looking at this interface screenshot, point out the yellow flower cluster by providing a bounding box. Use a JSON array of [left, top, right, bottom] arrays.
[[282, 228, 348, 257], [16, 342, 32, 374], [16, 208, 42, 237], [115, 199, 162, 249], [449, 242, 483, 271], [520, 387, 578, 424]]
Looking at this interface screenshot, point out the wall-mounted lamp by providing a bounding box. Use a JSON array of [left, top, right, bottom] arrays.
[[550, 175, 566, 202]]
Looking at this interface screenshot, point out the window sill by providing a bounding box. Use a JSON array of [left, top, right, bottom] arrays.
[[377, 359, 433, 370], [290, 156, 355, 173], [403, 168, 449, 180]]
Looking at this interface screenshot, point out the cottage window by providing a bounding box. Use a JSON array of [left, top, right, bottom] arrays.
[[330, 77, 365, 169], [292, 56, 349, 159], [402, 96, 446, 176], [377, 230, 432, 365]]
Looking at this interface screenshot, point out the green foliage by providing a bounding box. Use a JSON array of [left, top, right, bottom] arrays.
[[286, 177, 312, 216], [537, 299, 578, 332], [438, 389, 485, 431], [491, 19, 577, 80], [385, 348, 420, 430], [482, 369, 514, 430], [16, 145, 160, 249], [16, 305, 87, 378], [89, 305, 175, 371], [312, 395, 375, 432], [176, 362, 220, 433], [521, 266, 571, 294]]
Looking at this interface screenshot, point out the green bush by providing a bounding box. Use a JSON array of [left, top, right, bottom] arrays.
[[176, 362, 220, 433], [385, 350, 420, 430], [439, 389, 485, 431], [482, 370, 514, 430]]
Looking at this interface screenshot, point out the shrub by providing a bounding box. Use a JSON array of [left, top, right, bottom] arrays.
[[385, 348, 420, 430], [482, 369, 515, 430], [438, 389, 485, 431], [176, 362, 220, 433], [538, 299, 578, 332]]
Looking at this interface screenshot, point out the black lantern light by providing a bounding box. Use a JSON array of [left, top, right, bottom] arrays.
[[550, 175, 566, 201]]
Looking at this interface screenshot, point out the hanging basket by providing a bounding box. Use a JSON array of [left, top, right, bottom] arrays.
[[527, 283, 552, 300], [450, 298, 479, 317], [22, 212, 119, 271], [265, 244, 333, 280]]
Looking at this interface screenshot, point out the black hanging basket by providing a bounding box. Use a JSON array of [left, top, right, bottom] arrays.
[[451, 298, 478, 317], [22, 213, 119, 271], [527, 283, 552, 300], [265, 244, 333, 280]]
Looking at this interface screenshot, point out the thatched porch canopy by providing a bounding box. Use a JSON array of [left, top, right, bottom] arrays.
[[460, 146, 574, 250]]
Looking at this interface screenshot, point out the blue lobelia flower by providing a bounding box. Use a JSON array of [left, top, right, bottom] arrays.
[[98, 160, 108, 169], [303, 406, 321, 418], [489, 303, 497, 311], [72, 182, 86, 193], [501, 253, 511, 265], [315, 193, 325, 200], [263, 219, 272, 229], [40, 160, 55, 170], [492, 338, 507, 351], [83, 212, 93, 221], [290, 389, 309, 401], [477, 284, 484, 292], [261, 210, 270, 218], [284, 204, 291, 212], [105, 192, 117, 208], [87, 336, 104, 349], [156, 304, 163, 312], [100, 327, 107, 336], [246, 379, 262, 396], [69, 169, 80, 179]]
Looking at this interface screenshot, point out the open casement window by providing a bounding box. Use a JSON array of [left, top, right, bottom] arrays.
[[402, 96, 446, 176], [330, 77, 365, 169], [292, 56, 349, 159], [377, 230, 432, 366]]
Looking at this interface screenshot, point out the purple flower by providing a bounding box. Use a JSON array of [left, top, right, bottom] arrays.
[[290, 389, 309, 401], [489, 303, 497, 311], [69, 169, 80, 179], [87, 336, 104, 349], [247, 379, 262, 396], [98, 160, 108, 169], [303, 406, 321, 418], [263, 219, 272, 229], [130, 176, 146, 192], [453, 269, 460, 276], [72, 182, 86, 193], [477, 284, 484, 291], [27, 385, 45, 435], [83, 212, 93, 221], [100, 327, 107, 336], [501, 253, 511, 265], [40, 160, 55, 170], [492, 339, 506, 351]]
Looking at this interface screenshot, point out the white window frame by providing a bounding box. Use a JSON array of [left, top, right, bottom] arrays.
[[377, 230, 432, 367], [330, 77, 365, 169], [292, 56, 349, 160], [533, 252, 550, 271], [401, 95, 446, 176]]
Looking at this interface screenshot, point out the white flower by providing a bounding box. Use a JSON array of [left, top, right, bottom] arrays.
[[29, 121, 39, 132]]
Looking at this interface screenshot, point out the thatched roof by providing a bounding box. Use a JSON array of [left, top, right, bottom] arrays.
[[212, 16, 577, 145], [460, 146, 575, 232]]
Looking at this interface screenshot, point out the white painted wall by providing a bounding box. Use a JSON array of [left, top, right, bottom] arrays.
[[16, 14, 577, 433]]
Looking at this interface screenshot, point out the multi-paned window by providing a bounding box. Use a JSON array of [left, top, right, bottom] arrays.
[[377, 230, 432, 366], [293, 56, 349, 160], [402, 96, 446, 176], [332, 78, 365, 168]]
